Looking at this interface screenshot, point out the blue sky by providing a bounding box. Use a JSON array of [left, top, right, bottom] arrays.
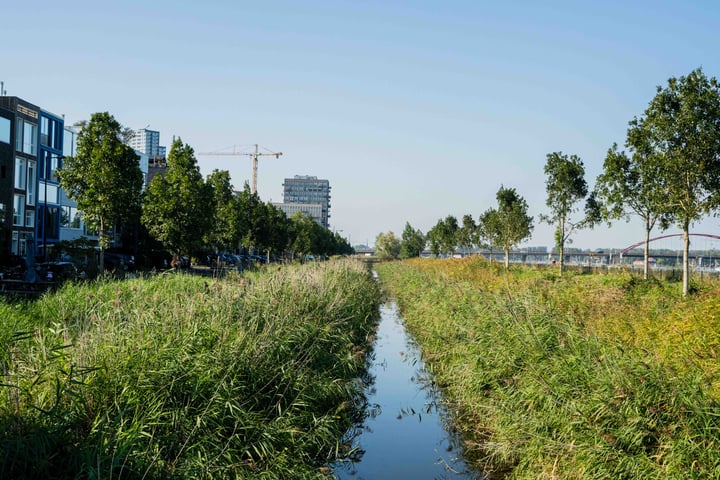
[[4, 0, 720, 249]]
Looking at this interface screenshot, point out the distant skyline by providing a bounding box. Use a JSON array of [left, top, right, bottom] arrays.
[[4, 0, 720, 249]]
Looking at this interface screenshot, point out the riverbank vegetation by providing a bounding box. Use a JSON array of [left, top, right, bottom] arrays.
[[376, 257, 720, 478], [0, 259, 380, 479]]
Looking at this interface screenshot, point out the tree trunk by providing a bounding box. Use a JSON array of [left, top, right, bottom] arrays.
[[98, 217, 105, 273], [504, 246, 510, 269], [558, 243, 564, 277], [558, 217, 565, 277], [682, 222, 690, 296], [643, 221, 651, 280]]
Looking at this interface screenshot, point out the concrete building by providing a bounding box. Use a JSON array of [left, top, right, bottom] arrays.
[[128, 128, 161, 157], [280, 175, 331, 228], [272, 202, 323, 225], [0, 96, 64, 259]]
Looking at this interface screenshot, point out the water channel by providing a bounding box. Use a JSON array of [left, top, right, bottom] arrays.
[[333, 300, 485, 479]]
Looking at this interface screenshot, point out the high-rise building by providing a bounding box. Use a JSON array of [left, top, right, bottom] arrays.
[[128, 128, 163, 158], [279, 175, 331, 228]]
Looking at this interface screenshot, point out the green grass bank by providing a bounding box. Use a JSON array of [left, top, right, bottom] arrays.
[[1, 259, 380, 479], [375, 258, 720, 479]]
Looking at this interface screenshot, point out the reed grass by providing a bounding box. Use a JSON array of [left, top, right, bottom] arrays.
[[0, 259, 380, 479], [376, 257, 720, 478]]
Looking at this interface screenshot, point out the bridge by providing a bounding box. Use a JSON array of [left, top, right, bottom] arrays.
[[356, 233, 720, 268]]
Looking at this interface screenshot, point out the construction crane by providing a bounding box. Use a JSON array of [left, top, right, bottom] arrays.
[[198, 144, 283, 195]]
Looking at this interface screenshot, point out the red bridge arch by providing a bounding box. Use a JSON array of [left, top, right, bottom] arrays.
[[620, 233, 720, 256]]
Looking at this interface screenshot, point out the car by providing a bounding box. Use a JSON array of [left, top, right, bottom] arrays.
[[37, 261, 86, 282], [104, 252, 136, 271]]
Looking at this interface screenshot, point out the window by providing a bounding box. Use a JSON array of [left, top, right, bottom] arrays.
[[39, 182, 58, 204], [0, 202, 5, 225], [0, 117, 9, 144], [14, 158, 26, 189], [41, 117, 49, 146], [11, 231, 18, 255], [25, 210, 34, 228], [15, 119, 37, 155], [13, 194, 25, 226], [61, 206, 81, 229], [18, 234, 26, 257], [26, 161, 36, 205]]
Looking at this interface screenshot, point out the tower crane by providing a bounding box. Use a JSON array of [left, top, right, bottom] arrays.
[[198, 144, 283, 195]]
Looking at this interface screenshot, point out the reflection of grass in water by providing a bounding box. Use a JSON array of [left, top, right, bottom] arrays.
[[377, 257, 720, 478], [0, 259, 381, 479]]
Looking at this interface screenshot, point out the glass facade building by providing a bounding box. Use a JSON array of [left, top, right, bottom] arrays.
[[281, 175, 331, 228], [0, 96, 64, 259]]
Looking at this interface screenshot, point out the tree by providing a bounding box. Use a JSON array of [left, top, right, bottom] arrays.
[[427, 215, 459, 257], [477, 208, 498, 262], [399, 222, 426, 259], [482, 186, 533, 269], [142, 139, 214, 259], [633, 68, 720, 295], [457, 214, 478, 256], [205, 169, 236, 252], [594, 140, 664, 279], [541, 152, 588, 276], [58, 112, 143, 271], [375, 231, 401, 259]]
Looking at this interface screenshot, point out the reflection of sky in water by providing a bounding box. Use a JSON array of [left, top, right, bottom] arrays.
[[335, 302, 484, 480]]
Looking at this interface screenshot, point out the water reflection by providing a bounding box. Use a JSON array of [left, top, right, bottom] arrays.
[[334, 301, 484, 480]]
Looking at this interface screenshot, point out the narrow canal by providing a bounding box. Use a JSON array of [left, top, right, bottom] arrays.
[[334, 300, 485, 479]]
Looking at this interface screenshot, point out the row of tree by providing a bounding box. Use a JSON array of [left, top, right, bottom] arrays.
[[374, 184, 533, 269], [58, 113, 352, 270], [376, 68, 720, 296]]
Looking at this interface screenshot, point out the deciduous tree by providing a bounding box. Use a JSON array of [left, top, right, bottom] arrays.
[[633, 68, 720, 295], [142, 139, 213, 258], [594, 139, 664, 279], [58, 112, 143, 271], [205, 169, 236, 252], [375, 231, 401, 259], [482, 186, 533, 268], [541, 152, 588, 276], [400, 222, 425, 259]]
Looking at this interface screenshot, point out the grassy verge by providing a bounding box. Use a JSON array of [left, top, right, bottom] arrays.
[[1, 259, 380, 479], [375, 258, 720, 479]]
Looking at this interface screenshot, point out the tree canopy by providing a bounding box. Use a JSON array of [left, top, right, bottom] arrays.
[[142, 139, 214, 257], [375, 231, 401, 259], [480, 186, 533, 268], [58, 112, 143, 270], [400, 222, 426, 259], [541, 152, 588, 276], [631, 68, 720, 294]]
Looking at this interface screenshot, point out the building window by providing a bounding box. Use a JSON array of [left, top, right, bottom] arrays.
[[41, 117, 50, 146], [13, 194, 25, 226], [25, 210, 34, 228], [11, 231, 18, 255], [16, 119, 37, 155], [26, 161, 36, 205], [39, 182, 58, 204], [14, 157, 26, 190], [0, 202, 5, 225], [61, 206, 81, 229], [18, 234, 27, 257], [0, 117, 10, 144]]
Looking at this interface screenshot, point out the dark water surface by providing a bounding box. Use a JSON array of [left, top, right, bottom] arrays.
[[334, 301, 485, 480]]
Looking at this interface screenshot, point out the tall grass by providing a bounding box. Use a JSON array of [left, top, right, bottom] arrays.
[[376, 257, 720, 478], [0, 259, 380, 479]]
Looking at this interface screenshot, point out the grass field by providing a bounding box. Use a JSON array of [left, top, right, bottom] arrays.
[[375, 258, 720, 479], [0, 259, 380, 479]]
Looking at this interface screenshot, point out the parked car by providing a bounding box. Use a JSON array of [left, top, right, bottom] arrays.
[[36, 261, 86, 282], [104, 252, 136, 271]]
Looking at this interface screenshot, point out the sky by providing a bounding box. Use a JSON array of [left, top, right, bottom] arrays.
[[3, 0, 720, 249]]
